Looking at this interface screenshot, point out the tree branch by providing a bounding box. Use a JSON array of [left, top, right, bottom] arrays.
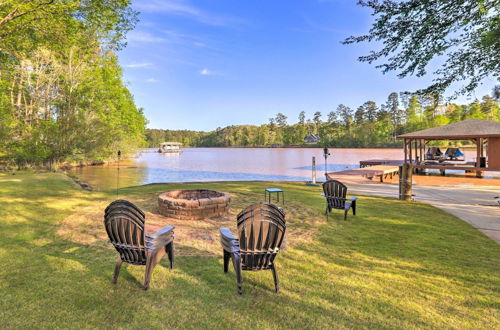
[[0, 0, 55, 28]]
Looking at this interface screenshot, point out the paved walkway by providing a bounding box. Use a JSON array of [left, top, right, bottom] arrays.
[[348, 183, 500, 243]]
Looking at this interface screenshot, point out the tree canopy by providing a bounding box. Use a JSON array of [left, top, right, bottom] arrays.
[[0, 0, 145, 168], [344, 0, 500, 96]]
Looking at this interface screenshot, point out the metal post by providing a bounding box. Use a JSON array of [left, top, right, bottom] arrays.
[[323, 147, 330, 178], [116, 150, 121, 196], [312, 156, 316, 185]]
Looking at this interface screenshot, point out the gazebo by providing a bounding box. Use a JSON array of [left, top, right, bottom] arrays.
[[397, 119, 500, 177]]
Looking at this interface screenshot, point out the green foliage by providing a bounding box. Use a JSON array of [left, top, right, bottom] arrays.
[[146, 92, 500, 148], [344, 0, 500, 96], [0, 0, 145, 166]]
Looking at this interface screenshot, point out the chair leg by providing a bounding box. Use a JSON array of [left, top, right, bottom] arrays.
[[231, 253, 243, 295], [143, 253, 156, 290], [112, 257, 122, 284], [344, 209, 348, 221], [166, 242, 174, 269], [271, 264, 280, 293], [325, 205, 329, 220], [352, 200, 356, 216], [223, 250, 230, 273]]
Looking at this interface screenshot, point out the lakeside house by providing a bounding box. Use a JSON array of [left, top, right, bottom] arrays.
[[304, 133, 320, 144]]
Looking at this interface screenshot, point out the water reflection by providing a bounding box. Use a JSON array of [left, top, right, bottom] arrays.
[[69, 147, 404, 190]]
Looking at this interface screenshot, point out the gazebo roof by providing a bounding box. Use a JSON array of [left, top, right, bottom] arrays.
[[397, 119, 500, 140]]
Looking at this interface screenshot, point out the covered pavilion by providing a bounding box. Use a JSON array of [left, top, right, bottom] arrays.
[[397, 119, 500, 177]]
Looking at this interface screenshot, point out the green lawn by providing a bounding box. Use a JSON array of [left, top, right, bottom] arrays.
[[0, 172, 498, 329]]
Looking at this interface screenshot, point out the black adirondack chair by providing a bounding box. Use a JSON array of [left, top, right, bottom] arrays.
[[104, 200, 174, 290], [322, 180, 358, 220], [220, 202, 286, 295]]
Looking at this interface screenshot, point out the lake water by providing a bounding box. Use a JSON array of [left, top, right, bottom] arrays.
[[68, 147, 404, 190]]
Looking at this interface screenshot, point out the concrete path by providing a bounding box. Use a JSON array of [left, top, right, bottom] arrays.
[[347, 183, 500, 243]]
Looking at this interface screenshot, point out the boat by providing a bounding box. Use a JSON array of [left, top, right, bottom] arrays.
[[158, 142, 183, 153]]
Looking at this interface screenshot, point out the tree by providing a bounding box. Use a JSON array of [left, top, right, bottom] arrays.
[[384, 92, 403, 139], [344, 0, 499, 96], [275, 113, 288, 127], [298, 111, 306, 124], [327, 111, 337, 123], [0, 1, 144, 166], [405, 95, 423, 130], [361, 101, 378, 122], [0, 1, 137, 55], [480, 95, 500, 121], [268, 118, 276, 129], [493, 86, 500, 100], [354, 106, 365, 125], [313, 112, 322, 125], [337, 104, 353, 128]]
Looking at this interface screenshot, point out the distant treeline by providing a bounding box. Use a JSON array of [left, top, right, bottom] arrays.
[[147, 92, 500, 148]]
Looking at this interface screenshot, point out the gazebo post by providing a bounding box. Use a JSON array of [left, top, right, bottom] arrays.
[[404, 139, 408, 164], [400, 138, 413, 201], [414, 140, 418, 166], [418, 140, 422, 165], [476, 138, 483, 178], [409, 139, 413, 164]]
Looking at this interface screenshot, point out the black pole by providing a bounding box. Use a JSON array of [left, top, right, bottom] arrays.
[[116, 150, 121, 196], [323, 147, 330, 178]]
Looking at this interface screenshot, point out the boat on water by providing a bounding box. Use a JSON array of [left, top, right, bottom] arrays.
[[159, 142, 183, 153]]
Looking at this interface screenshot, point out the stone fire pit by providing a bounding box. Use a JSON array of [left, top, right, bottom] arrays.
[[158, 189, 231, 220]]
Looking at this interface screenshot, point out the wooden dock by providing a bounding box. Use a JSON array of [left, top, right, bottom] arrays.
[[328, 165, 400, 182], [359, 159, 403, 168]]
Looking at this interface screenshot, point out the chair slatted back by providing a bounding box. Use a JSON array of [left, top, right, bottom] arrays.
[[323, 180, 348, 210], [237, 203, 286, 271], [104, 200, 147, 265]]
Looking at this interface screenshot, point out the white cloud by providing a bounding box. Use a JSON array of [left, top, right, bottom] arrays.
[[134, 0, 242, 26], [127, 31, 165, 43], [160, 29, 219, 52], [124, 62, 153, 68], [199, 69, 211, 76], [146, 78, 160, 83]]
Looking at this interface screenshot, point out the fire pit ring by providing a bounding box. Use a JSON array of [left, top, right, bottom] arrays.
[[158, 189, 231, 220]]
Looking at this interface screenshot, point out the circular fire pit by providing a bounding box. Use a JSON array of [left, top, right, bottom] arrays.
[[158, 189, 231, 220]]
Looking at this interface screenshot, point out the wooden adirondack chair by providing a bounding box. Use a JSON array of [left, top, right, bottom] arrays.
[[104, 200, 174, 290], [219, 202, 286, 295], [322, 180, 358, 220]]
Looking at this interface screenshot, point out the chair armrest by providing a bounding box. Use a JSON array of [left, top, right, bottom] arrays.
[[220, 227, 237, 240], [348, 196, 358, 201], [146, 225, 174, 249], [220, 228, 239, 253], [147, 225, 174, 238]]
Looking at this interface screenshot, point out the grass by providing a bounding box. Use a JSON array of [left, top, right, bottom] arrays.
[[0, 172, 498, 329]]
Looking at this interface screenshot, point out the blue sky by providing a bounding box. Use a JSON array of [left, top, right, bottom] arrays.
[[120, 0, 495, 131]]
